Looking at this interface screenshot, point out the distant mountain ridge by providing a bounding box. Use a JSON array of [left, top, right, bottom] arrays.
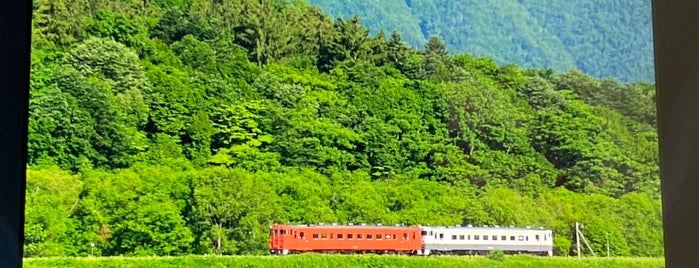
[[307, 0, 655, 83]]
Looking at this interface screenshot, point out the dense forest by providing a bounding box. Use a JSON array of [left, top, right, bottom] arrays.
[[25, 0, 662, 258], [308, 0, 655, 84]]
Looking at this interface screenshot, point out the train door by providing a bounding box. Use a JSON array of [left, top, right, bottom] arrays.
[[534, 231, 553, 256], [269, 226, 290, 255], [269, 227, 280, 253]]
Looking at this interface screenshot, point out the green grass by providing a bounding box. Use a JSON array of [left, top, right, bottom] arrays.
[[24, 254, 665, 268]]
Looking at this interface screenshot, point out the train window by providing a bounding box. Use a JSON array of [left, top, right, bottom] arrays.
[[348, 234, 354, 239], [300, 232, 305, 239], [510, 236, 515, 241], [468, 235, 471, 240], [330, 234, 334, 239], [413, 232, 416, 239], [429, 231, 433, 235], [451, 235, 457, 240], [526, 236, 529, 241], [367, 234, 373, 239], [483, 235, 489, 240], [377, 234, 382, 240], [518, 235, 524, 241], [474, 235, 480, 240], [338, 234, 344, 239], [392, 234, 396, 239], [492, 235, 497, 240], [321, 234, 328, 239], [421, 231, 427, 236], [404, 233, 409, 240], [501, 235, 506, 240], [536, 235, 540, 241], [357, 234, 363, 239], [439, 233, 444, 239], [459, 235, 465, 240], [313, 234, 319, 239], [386, 234, 391, 239]]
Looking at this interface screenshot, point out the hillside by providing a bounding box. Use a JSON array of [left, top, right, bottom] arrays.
[[26, 0, 661, 258], [308, 0, 655, 83]]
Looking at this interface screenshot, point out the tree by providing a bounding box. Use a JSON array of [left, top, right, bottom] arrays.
[[385, 31, 414, 73], [317, 15, 372, 72], [68, 165, 194, 256], [63, 37, 150, 128], [171, 34, 217, 71], [33, 0, 89, 45], [53, 67, 145, 169], [83, 10, 152, 55], [190, 167, 281, 254], [234, 0, 300, 66], [28, 83, 97, 171], [24, 167, 82, 256], [422, 36, 451, 81]]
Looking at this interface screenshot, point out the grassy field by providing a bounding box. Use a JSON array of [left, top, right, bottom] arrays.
[[24, 254, 665, 268]]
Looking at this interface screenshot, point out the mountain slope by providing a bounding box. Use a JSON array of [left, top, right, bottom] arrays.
[[308, 0, 654, 83]]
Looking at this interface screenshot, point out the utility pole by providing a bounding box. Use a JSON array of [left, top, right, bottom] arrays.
[[577, 223, 596, 257], [576, 222, 581, 259], [606, 232, 610, 257]]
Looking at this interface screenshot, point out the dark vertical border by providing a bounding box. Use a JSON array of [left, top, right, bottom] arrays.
[[652, 0, 699, 267], [0, 0, 32, 267]]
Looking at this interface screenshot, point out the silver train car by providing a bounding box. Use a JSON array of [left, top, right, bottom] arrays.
[[418, 225, 553, 256]]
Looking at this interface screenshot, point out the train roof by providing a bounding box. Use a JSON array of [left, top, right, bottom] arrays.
[[420, 225, 552, 232], [272, 223, 551, 231], [273, 223, 418, 229]]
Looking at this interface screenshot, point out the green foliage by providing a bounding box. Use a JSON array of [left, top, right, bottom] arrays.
[[171, 35, 217, 71], [24, 167, 82, 257], [33, 0, 89, 45], [488, 249, 506, 261], [83, 10, 152, 56], [63, 37, 150, 98], [26, 0, 662, 259], [190, 167, 282, 255], [68, 165, 195, 256]]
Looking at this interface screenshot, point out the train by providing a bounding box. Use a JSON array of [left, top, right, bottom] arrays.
[[269, 223, 553, 256]]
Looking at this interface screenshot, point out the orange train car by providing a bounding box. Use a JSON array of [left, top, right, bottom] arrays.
[[269, 223, 423, 255]]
